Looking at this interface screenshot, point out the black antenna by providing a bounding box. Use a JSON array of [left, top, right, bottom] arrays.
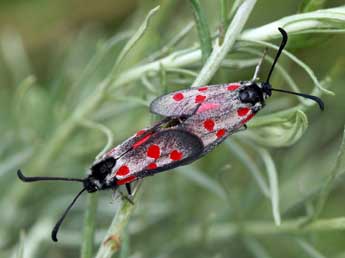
[[262, 28, 325, 111], [266, 27, 288, 84], [17, 170, 84, 183], [52, 188, 86, 242], [270, 88, 324, 110]]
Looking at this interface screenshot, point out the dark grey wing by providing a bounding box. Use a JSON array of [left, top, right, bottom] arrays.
[[149, 83, 241, 117], [99, 127, 151, 160], [181, 104, 256, 155], [110, 129, 204, 180]]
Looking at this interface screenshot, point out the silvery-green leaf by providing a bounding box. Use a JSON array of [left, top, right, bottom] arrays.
[[246, 110, 308, 148]]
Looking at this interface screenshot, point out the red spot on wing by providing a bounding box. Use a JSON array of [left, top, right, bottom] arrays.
[[117, 175, 136, 185], [227, 84, 240, 91], [242, 113, 255, 124], [203, 119, 215, 131], [132, 133, 152, 149], [237, 107, 250, 116], [216, 129, 226, 138], [147, 162, 157, 169], [147, 144, 161, 159], [173, 93, 184, 101], [197, 103, 220, 113], [198, 87, 208, 91], [116, 165, 130, 176], [170, 150, 183, 161], [195, 95, 206, 103], [136, 129, 146, 136]]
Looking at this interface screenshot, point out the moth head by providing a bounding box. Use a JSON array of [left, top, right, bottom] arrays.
[[85, 156, 117, 192], [239, 81, 265, 106]]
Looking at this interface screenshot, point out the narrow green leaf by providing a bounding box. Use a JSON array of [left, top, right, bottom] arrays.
[[245, 141, 281, 226], [244, 237, 274, 258], [176, 166, 227, 200], [80, 120, 114, 160], [248, 110, 308, 148], [189, 0, 212, 63], [299, 0, 327, 13], [16, 231, 25, 258], [307, 126, 345, 223], [225, 140, 270, 198], [219, 0, 230, 43], [191, 0, 257, 87], [111, 5, 161, 76], [296, 239, 327, 258], [221, 0, 229, 28], [81, 193, 99, 258], [259, 148, 281, 226], [0, 148, 33, 177]]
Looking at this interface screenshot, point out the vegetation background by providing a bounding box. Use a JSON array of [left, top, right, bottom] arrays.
[[0, 0, 345, 257]]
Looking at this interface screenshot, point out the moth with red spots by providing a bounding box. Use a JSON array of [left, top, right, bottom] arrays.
[[17, 117, 204, 242], [150, 28, 323, 156], [17, 28, 324, 242]]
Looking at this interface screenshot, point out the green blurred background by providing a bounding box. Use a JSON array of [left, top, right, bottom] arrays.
[[1, 0, 345, 257]]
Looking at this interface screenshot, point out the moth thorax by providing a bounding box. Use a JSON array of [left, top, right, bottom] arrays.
[[239, 82, 265, 107]]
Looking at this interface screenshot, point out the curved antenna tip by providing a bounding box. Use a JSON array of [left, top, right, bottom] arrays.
[[17, 169, 27, 182], [52, 230, 58, 242], [316, 98, 325, 111], [278, 27, 288, 37]]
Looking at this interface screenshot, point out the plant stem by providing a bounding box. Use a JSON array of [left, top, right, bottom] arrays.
[[112, 6, 345, 89], [94, 184, 142, 258], [189, 0, 212, 63], [81, 193, 99, 258], [197, 217, 345, 240], [220, 0, 229, 28], [191, 0, 257, 87], [305, 126, 345, 224]]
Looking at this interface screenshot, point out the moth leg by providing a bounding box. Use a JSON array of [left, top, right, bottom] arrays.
[[123, 195, 135, 205], [111, 188, 121, 202], [125, 183, 132, 196], [251, 48, 268, 81], [237, 124, 247, 132], [118, 190, 135, 205], [120, 179, 143, 204], [132, 178, 143, 195]]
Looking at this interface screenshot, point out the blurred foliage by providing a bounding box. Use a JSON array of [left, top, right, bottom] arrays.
[[0, 0, 345, 258]]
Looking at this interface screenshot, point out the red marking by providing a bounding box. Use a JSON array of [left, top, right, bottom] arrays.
[[116, 165, 130, 176], [197, 103, 220, 113], [136, 129, 146, 136], [203, 119, 215, 131], [173, 93, 184, 101], [198, 87, 208, 91], [147, 144, 160, 159], [195, 95, 206, 103], [170, 150, 183, 161], [117, 175, 136, 185], [237, 107, 250, 116], [227, 84, 240, 91], [132, 133, 152, 149], [216, 129, 226, 138], [147, 162, 157, 169], [242, 113, 255, 124]]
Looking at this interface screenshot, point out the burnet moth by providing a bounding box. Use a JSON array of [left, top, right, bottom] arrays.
[[17, 28, 324, 242], [150, 28, 324, 156], [18, 121, 204, 242]]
